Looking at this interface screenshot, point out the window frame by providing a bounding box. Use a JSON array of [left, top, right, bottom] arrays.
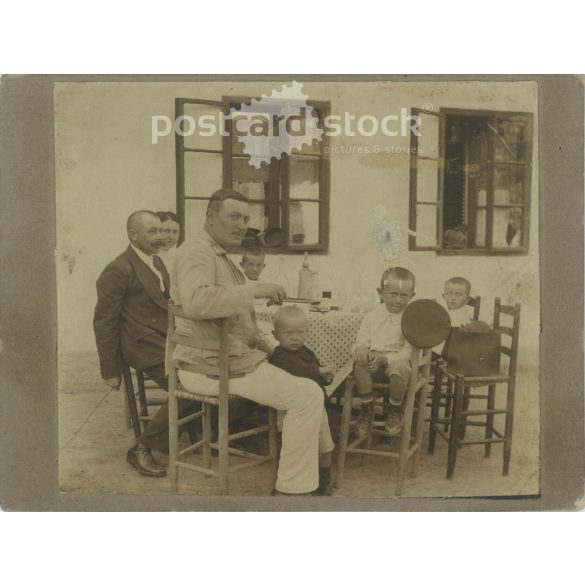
[[175, 96, 330, 254], [408, 107, 534, 256]]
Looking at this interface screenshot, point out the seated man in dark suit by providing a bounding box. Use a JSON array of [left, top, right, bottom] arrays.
[[93, 210, 171, 477]]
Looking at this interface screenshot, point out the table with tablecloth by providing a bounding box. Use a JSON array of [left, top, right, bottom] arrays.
[[255, 307, 365, 396]]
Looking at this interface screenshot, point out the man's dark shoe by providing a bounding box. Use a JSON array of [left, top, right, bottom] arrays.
[[355, 400, 375, 437], [315, 467, 333, 496], [126, 444, 166, 477]]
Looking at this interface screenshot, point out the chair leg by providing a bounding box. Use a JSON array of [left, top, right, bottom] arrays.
[[202, 402, 212, 473], [484, 384, 496, 458], [218, 403, 230, 495], [395, 385, 416, 496], [268, 408, 279, 486], [411, 383, 430, 478], [122, 368, 141, 439], [136, 370, 148, 426], [428, 369, 443, 454], [503, 381, 516, 476], [361, 395, 376, 466], [168, 372, 179, 489], [123, 389, 132, 430], [443, 379, 453, 433], [459, 387, 471, 440], [447, 375, 465, 479], [335, 378, 354, 489]]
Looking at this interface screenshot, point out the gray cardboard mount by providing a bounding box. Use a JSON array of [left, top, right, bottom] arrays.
[[0, 74, 583, 511]]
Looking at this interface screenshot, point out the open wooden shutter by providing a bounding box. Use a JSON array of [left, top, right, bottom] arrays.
[[175, 98, 229, 242], [408, 108, 445, 251]]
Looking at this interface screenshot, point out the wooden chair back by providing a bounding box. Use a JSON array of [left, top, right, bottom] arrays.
[[466, 295, 482, 321], [493, 297, 521, 378]]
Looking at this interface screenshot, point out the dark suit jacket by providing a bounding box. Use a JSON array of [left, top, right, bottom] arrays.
[[93, 246, 169, 379]]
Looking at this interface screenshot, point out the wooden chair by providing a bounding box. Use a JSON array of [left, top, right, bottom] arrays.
[[467, 295, 481, 321], [431, 295, 482, 424], [167, 303, 278, 495], [427, 298, 521, 478], [335, 347, 433, 496], [121, 364, 166, 439]]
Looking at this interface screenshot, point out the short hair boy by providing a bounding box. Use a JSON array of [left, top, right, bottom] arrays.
[[269, 306, 335, 495], [352, 267, 416, 437], [433, 276, 475, 356], [240, 248, 266, 283], [442, 277, 473, 324]]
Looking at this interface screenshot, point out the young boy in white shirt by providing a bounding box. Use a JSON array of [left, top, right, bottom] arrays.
[[433, 276, 475, 356], [352, 267, 415, 437], [442, 276, 474, 326]]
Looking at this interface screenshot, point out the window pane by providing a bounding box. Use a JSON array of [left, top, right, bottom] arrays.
[[475, 208, 487, 247], [291, 109, 325, 156], [289, 201, 320, 246], [230, 112, 272, 158], [415, 204, 438, 247], [184, 199, 209, 239], [418, 113, 440, 158], [182, 103, 224, 151], [492, 207, 523, 248], [231, 158, 274, 233], [184, 151, 223, 199], [290, 156, 320, 200], [493, 117, 529, 163], [231, 157, 269, 196], [416, 158, 440, 202], [494, 164, 525, 205]]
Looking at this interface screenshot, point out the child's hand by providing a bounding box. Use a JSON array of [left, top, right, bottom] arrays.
[[367, 351, 387, 373], [319, 365, 334, 384], [355, 346, 370, 367]]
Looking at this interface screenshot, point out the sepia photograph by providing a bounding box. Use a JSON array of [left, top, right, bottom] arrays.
[[54, 79, 542, 499]]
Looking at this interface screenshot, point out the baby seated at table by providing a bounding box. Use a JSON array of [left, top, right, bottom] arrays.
[[433, 276, 475, 356], [352, 267, 415, 438], [268, 306, 336, 495]]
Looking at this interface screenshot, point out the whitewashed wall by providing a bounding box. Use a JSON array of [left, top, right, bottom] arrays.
[[55, 81, 539, 371]]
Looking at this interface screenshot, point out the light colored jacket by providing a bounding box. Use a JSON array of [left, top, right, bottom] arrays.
[[170, 230, 267, 376]]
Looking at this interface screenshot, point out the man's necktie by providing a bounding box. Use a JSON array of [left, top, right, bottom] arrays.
[[152, 255, 171, 299]]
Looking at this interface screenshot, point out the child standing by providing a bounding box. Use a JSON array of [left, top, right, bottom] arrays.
[[352, 267, 416, 437], [269, 306, 335, 495]]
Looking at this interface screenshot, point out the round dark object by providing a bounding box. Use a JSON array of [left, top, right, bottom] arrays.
[[401, 299, 451, 349]]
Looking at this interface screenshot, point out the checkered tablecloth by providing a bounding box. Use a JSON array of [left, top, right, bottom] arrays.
[[256, 308, 365, 395]]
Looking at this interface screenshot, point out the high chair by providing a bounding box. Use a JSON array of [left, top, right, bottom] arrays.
[[427, 298, 521, 478], [428, 295, 482, 427], [167, 303, 278, 495]]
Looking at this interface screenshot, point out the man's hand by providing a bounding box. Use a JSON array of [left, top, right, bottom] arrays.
[[367, 351, 388, 373], [104, 376, 122, 391], [250, 283, 287, 305], [354, 346, 370, 368], [319, 366, 334, 385]]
